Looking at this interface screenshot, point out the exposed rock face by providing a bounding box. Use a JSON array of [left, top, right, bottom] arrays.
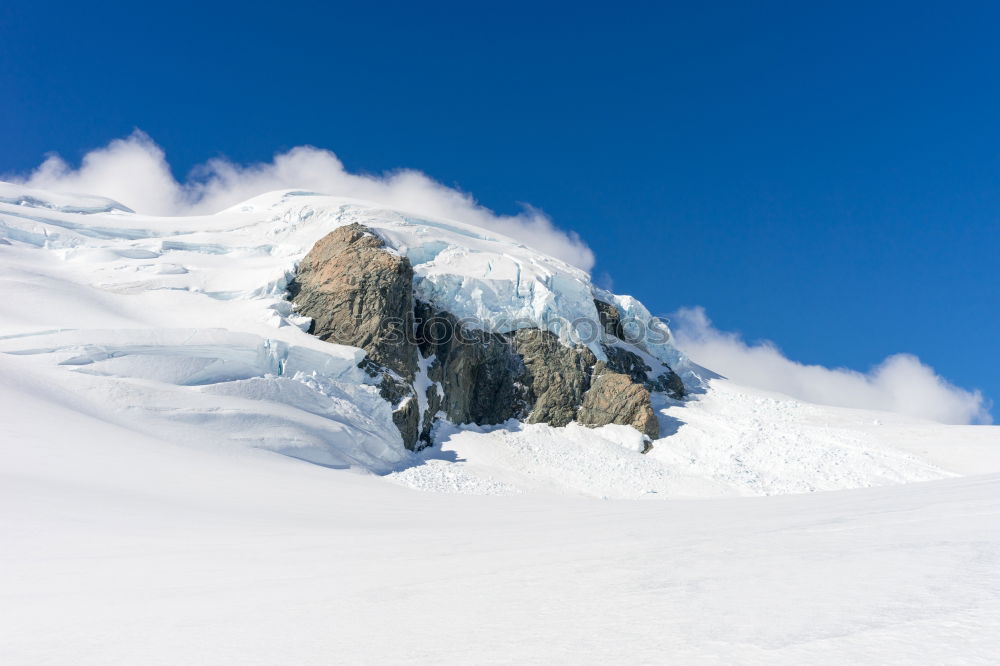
[[647, 366, 686, 399], [594, 299, 625, 340], [577, 365, 660, 440], [512, 329, 596, 427], [291, 223, 421, 449], [289, 223, 416, 380], [418, 380, 444, 447], [602, 345, 650, 385], [596, 298, 685, 400], [365, 361, 420, 450], [415, 302, 529, 428], [291, 225, 684, 449], [603, 344, 685, 400], [414, 304, 600, 429]]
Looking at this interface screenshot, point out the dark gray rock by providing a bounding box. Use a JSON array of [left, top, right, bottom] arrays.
[[358, 359, 421, 450], [418, 380, 444, 447], [415, 302, 529, 427], [602, 344, 650, 385], [390, 391, 420, 450], [603, 344, 686, 400], [594, 299, 625, 340], [511, 328, 596, 427], [647, 368, 686, 400]]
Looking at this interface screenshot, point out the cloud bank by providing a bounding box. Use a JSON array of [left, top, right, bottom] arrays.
[[671, 306, 992, 425], [15, 130, 595, 269]]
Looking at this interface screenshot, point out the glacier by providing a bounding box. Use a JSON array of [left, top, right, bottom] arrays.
[[0, 182, 692, 376]]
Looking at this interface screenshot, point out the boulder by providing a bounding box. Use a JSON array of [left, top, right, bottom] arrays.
[[577, 364, 660, 440]]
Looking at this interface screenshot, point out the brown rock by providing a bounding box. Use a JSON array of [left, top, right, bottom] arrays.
[[290, 223, 417, 380], [577, 365, 660, 439]]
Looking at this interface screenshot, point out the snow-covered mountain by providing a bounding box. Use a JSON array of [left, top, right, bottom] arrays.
[[3, 182, 1000, 664], [1, 181, 996, 494]]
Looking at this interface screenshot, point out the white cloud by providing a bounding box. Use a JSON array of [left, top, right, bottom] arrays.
[[15, 130, 595, 269], [671, 306, 992, 425], [23, 132, 180, 216]]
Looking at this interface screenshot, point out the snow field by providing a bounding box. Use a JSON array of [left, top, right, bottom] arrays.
[[3, 395, 999, 664], [3, 181, 1000, 664]]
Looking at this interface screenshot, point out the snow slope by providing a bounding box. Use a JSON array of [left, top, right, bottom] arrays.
[[0, 183, 693, 472], [388, 380, 1000, 498], [3, 372, 999, 664], [3, 182, 1000, 664]]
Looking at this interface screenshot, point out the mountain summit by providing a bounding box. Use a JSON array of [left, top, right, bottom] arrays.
[[0, 182, 994, 497]]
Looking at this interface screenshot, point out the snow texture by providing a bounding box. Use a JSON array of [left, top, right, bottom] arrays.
[[0, 182, 696, 476], [1, 182, 997, 491], [3, 182, 1000, 664], [2, 360, 1000, 664]]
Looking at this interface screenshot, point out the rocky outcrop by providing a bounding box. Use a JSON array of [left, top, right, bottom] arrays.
[[512, 329, 596, 427], [414, 304, 600, 429], [291, 225, 685, 450], [415, 302, 529, 428], [577, 364, 659, 440], [602, 345, 649, 385], [647, 366, 686, 399], [365, 361, 420, 450], [596, 298, 685, 400], [594, 299, 626, 340], [603, 344, 685, 400], [289, 223, 416, 380], [290, 223, 421, 449]]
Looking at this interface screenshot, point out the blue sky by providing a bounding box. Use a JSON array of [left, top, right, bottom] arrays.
[[2, 1, 997, 417]]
